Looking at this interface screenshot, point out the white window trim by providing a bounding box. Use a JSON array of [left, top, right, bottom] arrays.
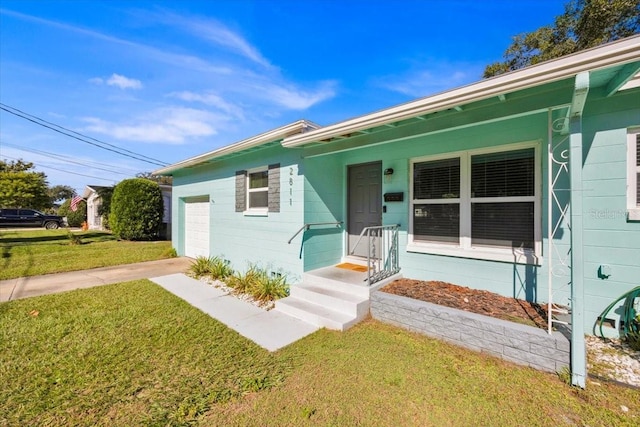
[[408, 141, 542, 265], [627, 129, 640, 221], [244, 166, 269, 216]]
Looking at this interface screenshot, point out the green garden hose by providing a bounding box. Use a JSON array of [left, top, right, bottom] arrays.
[[597, 286, 640, 339]]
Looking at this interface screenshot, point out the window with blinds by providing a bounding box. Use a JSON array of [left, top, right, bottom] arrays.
[[413, 158, 460, 243], [470, 148, 535, 249], [410, 143, 539, 258]]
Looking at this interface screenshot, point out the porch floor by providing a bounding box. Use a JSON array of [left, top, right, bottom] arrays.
[[305, 263, 398, 293], [308, 265, 367, 286]]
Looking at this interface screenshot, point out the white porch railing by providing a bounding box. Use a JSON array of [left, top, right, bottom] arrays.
[[349, 224, 400, 285]]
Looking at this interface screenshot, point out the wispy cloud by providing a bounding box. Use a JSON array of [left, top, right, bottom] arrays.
[[375, 61, 482, 97], [154, 11, 272, 68], [90, 73, 143, 90], [0, 8, 231, 75], [252, 81, 338, 110], [168, 91, 244, 118], [82, 107, 224, 144], [107, 74, 142, 90], [2, 6, 336, 128]]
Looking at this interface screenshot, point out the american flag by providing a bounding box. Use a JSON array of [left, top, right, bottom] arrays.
[[70, 195, 83, 212]]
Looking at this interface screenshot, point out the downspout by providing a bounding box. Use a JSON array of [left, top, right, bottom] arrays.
[[569, 71, 589, 388]]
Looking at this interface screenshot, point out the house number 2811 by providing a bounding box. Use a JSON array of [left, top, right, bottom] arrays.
[[289, 167, 294, 206]]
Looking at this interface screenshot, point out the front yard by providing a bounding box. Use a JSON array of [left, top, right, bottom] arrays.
[[1, 279, 638, 426], [0, 229, 174, 280]]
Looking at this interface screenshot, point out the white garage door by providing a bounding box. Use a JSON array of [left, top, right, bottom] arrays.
[[184, 199, 210, 258]]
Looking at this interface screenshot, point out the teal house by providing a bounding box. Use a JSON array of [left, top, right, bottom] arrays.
[[156, 37, 640, 386]]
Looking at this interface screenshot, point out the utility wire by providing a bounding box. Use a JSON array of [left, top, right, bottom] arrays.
[[0, 103, 169, 167], [1, 154, 118, 182], [2, 141, 137, 176]]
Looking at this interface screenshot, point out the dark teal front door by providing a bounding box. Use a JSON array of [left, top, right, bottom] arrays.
[[347, 161, 382, 257]]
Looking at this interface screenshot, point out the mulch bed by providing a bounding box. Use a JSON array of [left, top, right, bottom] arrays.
[[381, 279, 549, 329]]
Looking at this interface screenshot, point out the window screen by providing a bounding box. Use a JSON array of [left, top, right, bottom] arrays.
[[248, 170, 269, 209]]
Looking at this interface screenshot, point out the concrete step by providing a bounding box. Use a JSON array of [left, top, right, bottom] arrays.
[[302, 269, 370, 298], [290, 284, 369, 319], [275, 297, 359, 331], [303, 269, 403, 297]]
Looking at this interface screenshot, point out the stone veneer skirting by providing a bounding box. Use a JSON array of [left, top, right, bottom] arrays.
[[370, 291, 570, 373]]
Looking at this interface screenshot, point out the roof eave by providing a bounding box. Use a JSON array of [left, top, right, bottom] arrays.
[[282, 35, 640, 148], [154, 119, 320, 175]]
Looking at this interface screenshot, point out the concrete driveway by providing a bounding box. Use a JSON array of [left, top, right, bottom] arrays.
[[0, 257, 193, 302]]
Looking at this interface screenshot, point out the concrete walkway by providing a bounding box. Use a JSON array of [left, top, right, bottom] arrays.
[[151, 274, 319, 352], [0, 257, 193, 302]]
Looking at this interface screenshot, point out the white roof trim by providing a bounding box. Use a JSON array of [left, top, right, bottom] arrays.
[[282, 35, 640, 148], [620, 71, 640, 91], [155, 119, 319, 175]]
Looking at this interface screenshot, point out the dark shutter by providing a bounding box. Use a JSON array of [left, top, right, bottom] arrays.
[[268, 163, 280, 212], [235, 170, 246, 212]]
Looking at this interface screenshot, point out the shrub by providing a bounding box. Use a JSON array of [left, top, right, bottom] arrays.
[[250, 271, 289, 302], [58, 198, 87, 227], [67, 231, 82, 245], [225, 265, 260, 294], [110, 178, 163, 240], [162, 247, 178, 258], [189, 256, 233, 279], [225, 264, 289, 302]]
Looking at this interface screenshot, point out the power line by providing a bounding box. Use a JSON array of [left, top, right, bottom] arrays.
[[1, 154, 117, 183], [0, 103, 169, 167], [1, 141, 139, 176]]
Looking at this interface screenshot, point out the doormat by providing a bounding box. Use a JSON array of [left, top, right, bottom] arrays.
[[335, 263, 368, 272]]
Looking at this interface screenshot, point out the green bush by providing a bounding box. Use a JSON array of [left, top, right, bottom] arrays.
[[110, 178, 163, 240], [250, 271, 289, 302], [226, 265, 262, 294], [189, 256, 233, 279], [225, 264, 289, 302], [66, 231, 82, 245], [58, 198, 87, 227]]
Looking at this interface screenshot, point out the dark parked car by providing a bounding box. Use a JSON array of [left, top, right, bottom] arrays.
[[0, 208, 65, 229]]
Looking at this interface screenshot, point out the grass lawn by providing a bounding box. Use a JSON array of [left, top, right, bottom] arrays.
[[1, 280, 638, 426], [0, 229, 175, 280]]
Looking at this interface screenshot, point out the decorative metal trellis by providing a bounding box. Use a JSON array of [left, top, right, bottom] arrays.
[[547, 106, 573, 334]]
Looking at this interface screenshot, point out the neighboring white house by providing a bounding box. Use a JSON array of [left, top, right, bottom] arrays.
[[83, 184, 172, 238], [82, 185, 110, 230]]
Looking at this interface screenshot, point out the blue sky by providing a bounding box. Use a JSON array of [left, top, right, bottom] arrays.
[[0, 0, 566, 194]]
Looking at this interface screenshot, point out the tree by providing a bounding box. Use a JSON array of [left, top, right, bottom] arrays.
[[484, 0, 640, 77], [0, 159, 50, 210], [110, 178, 163, 240], [48, 185, 76, 205], [0, 159, 35, 173], [58, 198, 87, 227], [136, 171, 173, 185]]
